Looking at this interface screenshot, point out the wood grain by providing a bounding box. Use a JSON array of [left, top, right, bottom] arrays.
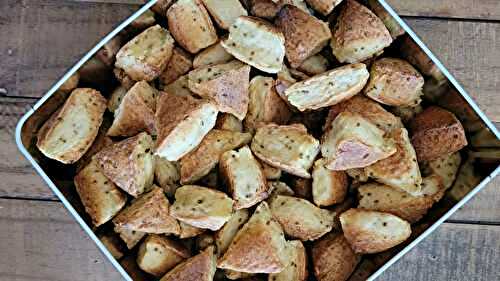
[[1, 1, 499, 280], [68, 0, 500, 21], [379, 223, 500, 281], [386, 0, 500, 20], [405, 18, 500, 122], [0, 0, 138, 98], [0, 199, 122, 281], [450, 176, 500, 224], [0, 98, 60, 200]]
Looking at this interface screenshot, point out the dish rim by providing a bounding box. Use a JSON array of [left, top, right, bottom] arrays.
[[14, 1, 500, 280]]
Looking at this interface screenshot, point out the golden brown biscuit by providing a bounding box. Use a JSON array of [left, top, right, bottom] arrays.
[[220, 146, 269, 209], [251, 124, 320, 178], [365, 58, 424, 107], [155, 93, 218, 161], [115, 25, 174, 81], [95, 132, 155, 197], [37, 88, 106, 164], [340, 208, 411, 254], [167, 0, 218, 53], [113, 187, 180, 234], [74, 159, 127, 227], [331, 0, 392, 63], [409, 106, 468, 161], [275, 5, 331, 68]]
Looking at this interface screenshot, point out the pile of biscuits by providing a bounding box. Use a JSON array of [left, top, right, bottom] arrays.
[[34, 0, 496, 280]]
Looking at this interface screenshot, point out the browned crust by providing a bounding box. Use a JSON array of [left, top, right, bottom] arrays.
[[107, 82, 157, 137], [364, 58, 424, 107], [137, 234, 191, 276], [325, 95, 403, 133], [358, 179, 444, 223], [113, 187, 180, 234], [275, 5, 331, 68], [113, 67, 135, 89], [190, 64, 251, 120], [155, 93, 217, 158], [36, 88, 107, 164], [217, 202, 287, 274], [331, 0, 392, 63], [179, 130, 252, 184], [364, 127, 422, 194], [270, 195, 334, 241], [149, 0, 174, 15], [312, 232, 361, 281], [437, 88, 482, 131], [251, 123, 320, 178], [312, 159, 348, 206], [160, 246, 217, 281], [94, 132, 153, 197], [219, 147, 269, 209], [159, 47, 193, 86], [305, 0, 343, 15], [115, 25, 174, 81], [167, 0, 218, 53], [409, 106, 467, 161], [400, 36, 444, 80], [249, 0, 281, 19], [96, 35, 123, 67], [339, 209, 412, 254], [74, 159, 127, 227]]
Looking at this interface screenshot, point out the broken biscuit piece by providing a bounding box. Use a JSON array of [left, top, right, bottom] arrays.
[[180, 129, 252, 184], [364, 58, 424, 107], [330, 0, 392, 63], [218, 202, 288, 274], [305, 0, 343, 16], [321, 111, 396, 170], [160, 246, 217, 281], [283, 63, 369, 111], [155, 93, 218, 161], [275, 5, 331, 68], [201, 0, 248, 30], [245, 76, 292, 132], [137, 235, 190, 277], [358, 176, 446, 223], [115, 25, 175, 81], [170, 185, 234, 231], [312, 232, 361, 281], [268, 240, 308, 281], [167, 0, 218, 53], [312, 159, 348, 207], [113, 187, 181, 234], [270, 195, 334, 241], [364, 128, 422, 195], [325, 95, 404, 133], [340, 208, 411, 254], [159, 47, 193, 86], [37, 88, 107, 164], [222, 16, 285, 73], [74, 159, 127, 227], [107, 81, 158, 137], [251, 123, 320, 178], [409, 106, 467, 161], [95, 132, 155, 197], [188, 61, 251, 120], [220, 146, 269, 209]]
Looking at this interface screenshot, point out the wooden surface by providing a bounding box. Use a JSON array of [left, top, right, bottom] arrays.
[[0, 0, 499, 280]]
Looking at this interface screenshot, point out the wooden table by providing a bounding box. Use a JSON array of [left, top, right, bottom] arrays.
[[1, 1, 499, 280]]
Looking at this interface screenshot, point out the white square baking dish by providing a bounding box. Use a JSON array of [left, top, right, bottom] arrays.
[[15, 0, 500, 280]]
